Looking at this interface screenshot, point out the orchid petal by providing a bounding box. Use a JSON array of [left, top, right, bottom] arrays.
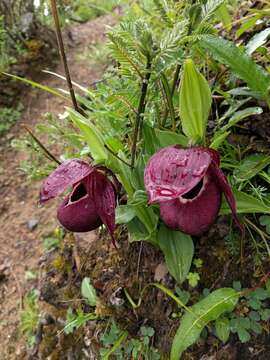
[[210, 164, 243, 231], [40, 159, 93, 203], [144, 146, 212, 203], [86, 171, 117, 246], [160, 174, 221, 235], [57, 182, 102, 232]]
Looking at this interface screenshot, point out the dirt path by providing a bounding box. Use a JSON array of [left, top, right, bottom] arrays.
[[0, 14, 117, 359]]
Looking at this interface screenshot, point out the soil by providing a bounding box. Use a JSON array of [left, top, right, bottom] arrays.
[[0, 14, 117, 360]]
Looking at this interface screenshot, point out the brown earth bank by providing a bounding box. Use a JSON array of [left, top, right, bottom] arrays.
[[0, 14, 117, 359]]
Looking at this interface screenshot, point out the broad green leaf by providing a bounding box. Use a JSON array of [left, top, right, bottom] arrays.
[[210, 131, 230, 149], [246, 28, 270, 55], [170, 288, 239, 360], [234, 154, 270, 182], [179, 58, 212, 144], [220, 190, 270, 215], [222, 107, 263, 131], [215, 3, 232, 30], [143, 124, 161, 156], [69, 109, 108, 162], [155, 129, 188, 147], [127, 217, 158, 246], [81, 277, 97, 307], [236, 15, 260, 38], [215, 317, 230, 343], [116, 205, 136, 224], [128, 190, 148, 206], [134, 204, 159, 236], [199, 35, 270, 100], [157, 225, 194, 284], [108, 156, 134, 197]]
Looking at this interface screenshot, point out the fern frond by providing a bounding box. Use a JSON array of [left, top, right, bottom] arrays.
[[202, 0, 225, 20], [153, 0, 174, 27], [108, 32, 144, 79]]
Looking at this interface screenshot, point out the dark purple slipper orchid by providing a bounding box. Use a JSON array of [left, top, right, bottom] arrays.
[[40, 159, 118, 244], [144, 146, 241, 236]]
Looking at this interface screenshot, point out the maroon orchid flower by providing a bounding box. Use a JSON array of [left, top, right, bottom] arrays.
[[144, 146, 241, 236], [40, 159, 119, 244]]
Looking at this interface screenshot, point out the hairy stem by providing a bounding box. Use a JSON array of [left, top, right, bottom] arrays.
[[131, 59, 151, 168], [24, 125, 61, 165], [50, 0, 84, 115]]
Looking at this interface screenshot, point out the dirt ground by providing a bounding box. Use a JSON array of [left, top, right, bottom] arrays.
[[0, 14, 117, 360]]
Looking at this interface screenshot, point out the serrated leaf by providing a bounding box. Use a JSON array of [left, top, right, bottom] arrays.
[[215, 317, 230, 343], [157, 224, 194, 284], [199, 35, 270, 100], [81, 277, 97, 306], [170, 288, 239, 360], [179, 58, 212, 144]]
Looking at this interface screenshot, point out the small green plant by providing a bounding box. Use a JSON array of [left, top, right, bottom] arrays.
[[0, 104, 23, 135], [100, 321, 160, 359], [64, 307, 97, 334], [187, 272, 200, 288], [215, 280, 270, 344], [20, 289, 40, 348], [43, 227, 64, 251], [63, 276, 98, 334]]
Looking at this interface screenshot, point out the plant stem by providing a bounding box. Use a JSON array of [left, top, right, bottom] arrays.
[[50, 0, 84, 116], [131, 59, 151, 168], [104, 145, 132, 168], [24, 125, 61, 165], [161, 63, 180, 128]]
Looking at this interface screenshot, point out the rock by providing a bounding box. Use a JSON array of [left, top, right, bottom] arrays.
[[109, 287, 124, 307], [27, 218, 39, 230], [154, 262, 168, 282]]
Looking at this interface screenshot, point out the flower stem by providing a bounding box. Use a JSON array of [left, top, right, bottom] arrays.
[[131, 59, 151, 168], [50, 0, 84, 116]]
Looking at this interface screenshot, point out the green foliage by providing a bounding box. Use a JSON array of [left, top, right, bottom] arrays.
[[179, 58, 212, 144], [43, 227, 64, 251], [220, 189, 270, 215], [20, 289, 39, 348], [171, 288, 239, 360], [81, 277, 97, 307], [64, 307, 97, 335], [157, 224, 194, 284], [199, 35, 270, 102], [11, 1, 270, 357], [260, 215, 270, 235], [100, 321, 160, 359], [71, 0, 125, 23], [187, 272, 200, 287], [215, 281, 270, 344], [0, 104, 23, 135]]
